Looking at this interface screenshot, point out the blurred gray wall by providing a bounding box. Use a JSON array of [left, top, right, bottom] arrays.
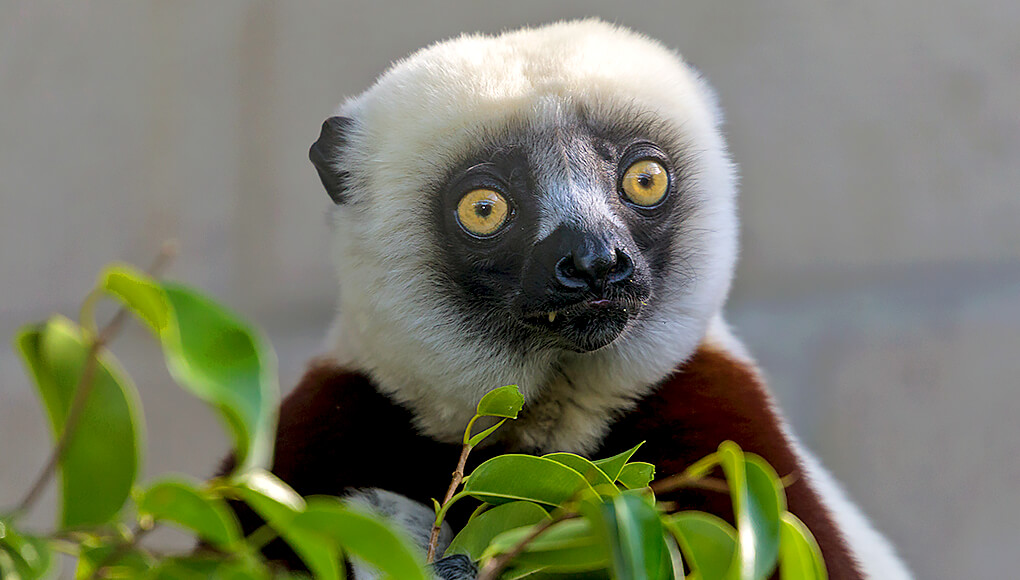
[[2, 2, 1018, 578]]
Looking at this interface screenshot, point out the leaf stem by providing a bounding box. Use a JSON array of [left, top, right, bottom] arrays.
[[426, 440, 473, 562], [11, 243, 177, 521], [476, 511, 575, 580], [86, 523, 154, 580], [245, 523, 279, 552], [649, 453, 722, 496]]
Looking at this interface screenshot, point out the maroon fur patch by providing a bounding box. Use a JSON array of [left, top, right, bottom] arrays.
[[602, 346, 863, 579], [239, 346, 863, 578]]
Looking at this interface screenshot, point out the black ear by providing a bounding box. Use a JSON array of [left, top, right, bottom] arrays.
[[309, 116, 354, 204]]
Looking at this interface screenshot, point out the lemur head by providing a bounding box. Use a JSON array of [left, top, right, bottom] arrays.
[[312, 20, 738, 447]]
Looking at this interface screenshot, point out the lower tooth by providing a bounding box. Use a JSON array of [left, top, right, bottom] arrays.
[[548, 312, 557, 323]]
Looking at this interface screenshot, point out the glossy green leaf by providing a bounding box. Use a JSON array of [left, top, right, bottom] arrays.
[[664, 531, 686, 579], [16, 316, 143, 528], [229, 470, 340, 580], [445, 501, 549, 560], [616, 462, 656, 490], [594, 493, 670, 580], [744, 454, 784, 579], [0, 525, 55, 580], [232, 469, 305, 515], [667, 511, 737, 580], [98, 264, 172, 333], [592, 442, 644, 482], [97, 267, 278, 473], [464, 455, 596, 508], [467, 418, 508, 447], [292, 497, 429, 580], [486, 518, 609, 572], [543, 453, 617, 496], [779, 513, 827, 580], [137, 479, 242, 548], [475, 385, 525, 419], [719, 442, 782, 580], [159, 284, 279, 473]]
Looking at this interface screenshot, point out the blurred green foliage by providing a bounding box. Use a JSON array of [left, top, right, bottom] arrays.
[[0, 263, 826, 579]]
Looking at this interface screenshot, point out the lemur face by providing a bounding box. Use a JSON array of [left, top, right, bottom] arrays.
[[311, 20, 739, 439], [431, 107, 697, 353]]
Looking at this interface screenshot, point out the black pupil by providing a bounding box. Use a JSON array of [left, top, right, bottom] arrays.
[[637, 174, 652, 188], [475, 201, 493, 218]]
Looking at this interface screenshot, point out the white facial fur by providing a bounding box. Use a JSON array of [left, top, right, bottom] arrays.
[[323, 19, 738, 452]]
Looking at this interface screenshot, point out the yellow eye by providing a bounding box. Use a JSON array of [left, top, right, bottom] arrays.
[[621, 160, 669, 207], [456, 188, 510, 236]]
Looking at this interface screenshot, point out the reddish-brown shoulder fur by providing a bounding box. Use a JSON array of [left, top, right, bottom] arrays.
[[251, 347, 862, 577], [600, 346, 863, 579]]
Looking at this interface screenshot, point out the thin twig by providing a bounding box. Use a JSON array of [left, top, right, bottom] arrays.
[[86, 524, 154, 580], [650, 470, 733, 495], [246, 523, 279, 552], [13, 242, 177, 519], [426, 442, 472, 562], [476, 511, 576, 580]]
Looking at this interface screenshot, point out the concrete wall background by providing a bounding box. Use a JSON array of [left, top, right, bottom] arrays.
[[2, 2, 1018, 577]]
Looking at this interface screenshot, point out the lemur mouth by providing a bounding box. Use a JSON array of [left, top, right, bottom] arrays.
[[522, 295, 644, 352], [524, 296, 631, 324]]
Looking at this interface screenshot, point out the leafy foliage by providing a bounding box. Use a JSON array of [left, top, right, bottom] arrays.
[[0, 261, 827, 580], [16, 316, 143, 529]]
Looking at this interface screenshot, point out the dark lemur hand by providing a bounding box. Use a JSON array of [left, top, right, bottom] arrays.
[[430, 554, 478, 580]]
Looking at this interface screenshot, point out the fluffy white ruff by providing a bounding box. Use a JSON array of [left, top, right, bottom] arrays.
[[323, 19, 738, 452]]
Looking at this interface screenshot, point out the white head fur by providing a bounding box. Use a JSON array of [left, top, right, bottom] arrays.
[[321, 20, 738, 452]]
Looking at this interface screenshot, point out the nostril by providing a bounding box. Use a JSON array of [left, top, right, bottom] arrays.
[[555, 256, 589, 289], [607, 249, 634, 283]]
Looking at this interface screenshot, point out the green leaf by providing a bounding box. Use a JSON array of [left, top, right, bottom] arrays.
[[445, 501, 549, 560], [593, 494, 670, 580], [159, 284, 279, 473], [667, 511, 737, 580], [16, 316, 143, 528], [464, 455, 597, 508], [543, 453, 617, 497], [779, 513, 827, 580], [719, 442, 783, 580], [467, 418, 508, 447], [292, 497, 429, 580], [485, 518, 610, 573], [230, 470, 341, 580], [137, 479, 242, 548], [98, 264, 172, 333], [616, 463, 656, 490], [593, 442, 644, 482], [0, 524, 55, 580], [504, 568, 612, 580], [76, 545, 152, 579], [232, 469, 306, 515], [96, 266, 278, 473], [475, 385, 525, 419], [145, 556, 270, 580]]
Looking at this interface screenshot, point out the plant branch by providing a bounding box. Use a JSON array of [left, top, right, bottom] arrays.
[[426, 441, 473, 562], [651, 471, 731, 496], [476, 511, 576, 580], [245, 523, 279, 552], [86, 524, 154, 580], [12, 242, 177, 520]]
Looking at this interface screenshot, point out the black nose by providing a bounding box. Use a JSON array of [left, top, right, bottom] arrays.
[[555, 245, 634, 292]]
